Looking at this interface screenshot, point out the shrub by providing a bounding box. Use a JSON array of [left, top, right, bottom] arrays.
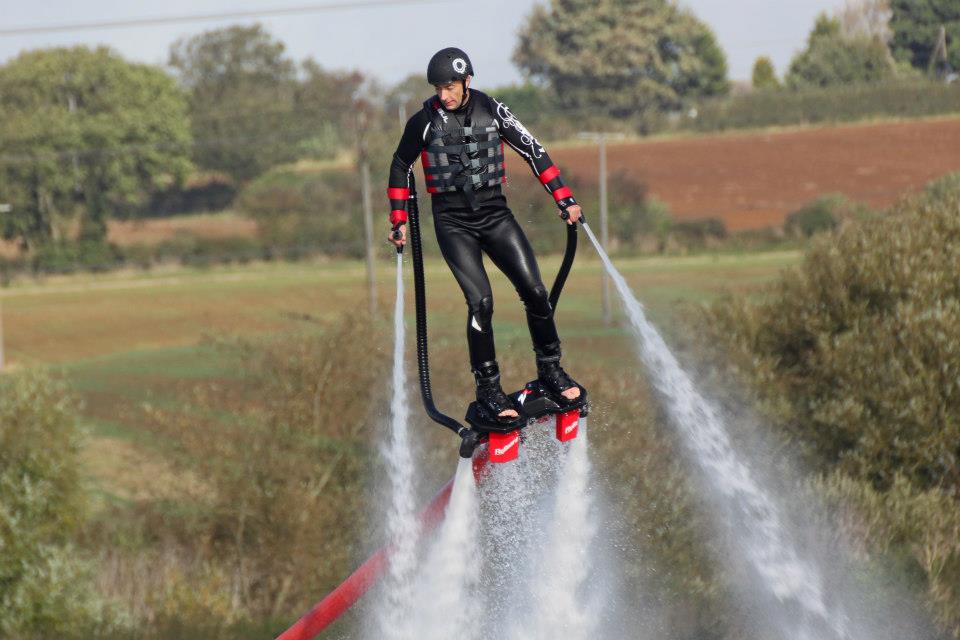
[[783, 193, 875, 238], [116, 174, 238, 219], [237, 166, 365, 259], [148, 234, 265, 267], [139, 316, 386, 621], [0, 372, 116, 638], [816, 473, 960, 637], [683, 80, 960, 132], [670, 217, 727, 249], [701, 173, 960, 487], [693, 172, 960, 637], [784, 196, 840, 237], [30, 241, 125, 275]]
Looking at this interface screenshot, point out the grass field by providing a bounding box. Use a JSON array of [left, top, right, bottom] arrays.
[[0, 249, 799, 509]]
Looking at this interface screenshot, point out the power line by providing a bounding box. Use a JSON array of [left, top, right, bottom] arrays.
[[0, 0, 458, 37]]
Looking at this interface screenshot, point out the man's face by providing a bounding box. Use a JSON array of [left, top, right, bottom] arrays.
[[435, 76, 471, 109]]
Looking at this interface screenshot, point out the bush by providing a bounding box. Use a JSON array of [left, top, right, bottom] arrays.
[[670, 217, 727, 249], [147, 234, 266, 268], [238, 165, 365, 259], [695, 172, 960, 636], [30, 241, 125, 275], [701, 172, 960, 486], [816, 473, 960, 637], [0, 372, 116, 638], [682, 80, 960, 132], [116, 174, 238, 219], [139, 316, 385, 621], [784, 197, 839, 236], [783, 193, 876, 238]]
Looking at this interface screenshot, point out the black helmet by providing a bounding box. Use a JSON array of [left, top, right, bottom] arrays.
[[427, 47, 474, 85]]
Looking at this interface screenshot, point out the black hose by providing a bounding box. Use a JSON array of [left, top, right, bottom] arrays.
[[549, 216, 581, 311], [408, 182, 468, 437]]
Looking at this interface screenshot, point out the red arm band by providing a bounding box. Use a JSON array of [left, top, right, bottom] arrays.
[[387, 187, 410, 200], [552, 186, 573, 202], [389, 209, 408, 225], [538, 165, 560, 185]]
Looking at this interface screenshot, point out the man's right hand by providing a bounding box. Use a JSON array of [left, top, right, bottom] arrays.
[[388, 223, 407, 248]]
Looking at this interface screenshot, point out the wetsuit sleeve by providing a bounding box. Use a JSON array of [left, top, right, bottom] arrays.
[[489, 95, 577, 210], [387, 111, 430, 226]]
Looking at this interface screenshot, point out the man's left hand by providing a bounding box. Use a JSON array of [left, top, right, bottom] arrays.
[[561, 204, 583, 225]]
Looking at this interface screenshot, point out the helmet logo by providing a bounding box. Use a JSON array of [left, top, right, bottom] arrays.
[[452, 58, 467, 74]]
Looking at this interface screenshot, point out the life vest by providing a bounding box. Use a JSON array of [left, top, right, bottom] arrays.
[[420, 95, 506, 209]]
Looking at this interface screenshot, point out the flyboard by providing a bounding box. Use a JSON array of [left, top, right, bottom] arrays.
[[405, 178, 590, 464]]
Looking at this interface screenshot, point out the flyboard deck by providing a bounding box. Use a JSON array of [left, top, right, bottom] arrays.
[[465, 380, 589, 463]]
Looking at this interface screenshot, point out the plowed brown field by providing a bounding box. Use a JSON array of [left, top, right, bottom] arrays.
[[552, 118, 960, 231]]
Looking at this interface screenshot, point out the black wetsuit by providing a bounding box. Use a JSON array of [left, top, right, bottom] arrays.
[[387, 89, 578, 372]]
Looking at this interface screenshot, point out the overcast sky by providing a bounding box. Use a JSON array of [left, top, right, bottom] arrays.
[[1, 0, 841, 85]]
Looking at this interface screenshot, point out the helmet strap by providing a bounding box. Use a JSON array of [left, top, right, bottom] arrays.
[[457, 81, 470, 109]]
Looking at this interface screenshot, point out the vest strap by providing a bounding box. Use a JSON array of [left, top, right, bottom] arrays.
[[426, 138, 501, 154], [427, 166, 506, 191]]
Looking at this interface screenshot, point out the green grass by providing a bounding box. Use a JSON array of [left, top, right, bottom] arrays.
[[0, 249, 802, 636], [1, 250, 799, 502]]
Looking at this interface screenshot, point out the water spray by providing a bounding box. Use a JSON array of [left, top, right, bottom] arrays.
[[579, 222, 854, 640], [408, 460, 483, 640], [520, 420, 596, 640], [373, 245, 421, 638]]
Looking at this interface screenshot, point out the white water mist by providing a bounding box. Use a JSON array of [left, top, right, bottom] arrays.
[[375, 254, 421, 639], [410, 459, 482, 640], [516, 420, 597, 640], [581, 224, 853, 640]]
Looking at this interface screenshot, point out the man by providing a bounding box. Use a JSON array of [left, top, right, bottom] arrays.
[[387, 47, 583, 424]]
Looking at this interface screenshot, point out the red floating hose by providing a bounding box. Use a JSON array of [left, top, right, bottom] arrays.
[[275, 472, 462, 640]]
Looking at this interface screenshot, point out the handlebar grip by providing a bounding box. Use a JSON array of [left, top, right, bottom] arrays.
[[559, 210, 586, 225]]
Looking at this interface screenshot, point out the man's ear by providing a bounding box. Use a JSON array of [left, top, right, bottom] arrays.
[[464, 75, 472, 90]]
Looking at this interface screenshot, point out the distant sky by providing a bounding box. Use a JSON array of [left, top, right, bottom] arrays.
[[0, 0, 841, 85]]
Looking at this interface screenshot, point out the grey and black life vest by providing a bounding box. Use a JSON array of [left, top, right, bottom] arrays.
[[420, 96, 505, 210]]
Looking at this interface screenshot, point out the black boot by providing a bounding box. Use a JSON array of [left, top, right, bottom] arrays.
[[535, 342, 582, 406], [473, 361, 520, 423]]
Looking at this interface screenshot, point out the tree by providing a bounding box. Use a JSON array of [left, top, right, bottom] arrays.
[[838, 0, 893, 43], [786, 14, 896, 88], [751, 56, 780, 90], [0, 46, 191, 249], [889, 0, 960, 73], [295, 60, 365, 160], [513, 0, 729, 123], [169, 24, 300, 183]]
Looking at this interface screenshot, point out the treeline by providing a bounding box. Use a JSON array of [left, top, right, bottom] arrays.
[[0, 159, 909, 280], [1, 0, 957, 275]]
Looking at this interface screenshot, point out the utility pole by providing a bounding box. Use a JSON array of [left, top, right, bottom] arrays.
[[0, 300, 5, 373], [928, 25, 949, 78], [578, 132, 625, 325], [357, 109, 377, 316], [599, 134, 609, 325]]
